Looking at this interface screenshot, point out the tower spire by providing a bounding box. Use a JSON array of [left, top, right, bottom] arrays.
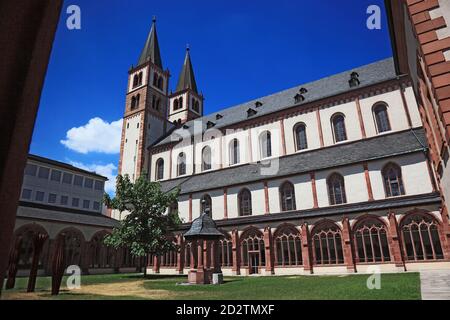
[[137, 17, 163, 68], [176, 45, 198, 94]]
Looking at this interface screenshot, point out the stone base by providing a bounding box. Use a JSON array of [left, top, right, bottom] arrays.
[[188, 269, 211, 285], [212, 273, 224, 285]]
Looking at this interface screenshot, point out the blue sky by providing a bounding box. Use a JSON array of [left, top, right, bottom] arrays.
[[31, 0, 392, 192]]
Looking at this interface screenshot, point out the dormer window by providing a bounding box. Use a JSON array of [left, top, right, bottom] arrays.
[[247, 108, 257, 118], [255, 101, 263, 108], [206, 121, 215, 129], [349, 72, 360, 88], [216, 114, 223, 120], [294, 94, 305, 104]]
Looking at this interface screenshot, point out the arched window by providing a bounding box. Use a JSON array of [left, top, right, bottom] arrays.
[[155, 98, 160, 111], [274, 226, 303, 267], [173, 99, 179, 111], [238, 189, 252, 216], [219, 233, 233, 268], [260, 131, 272, 159], [229, 139, 240, 165], [131, 96, 137, 110], [312, 222, 344, 265], [294, 123, 308, 151], [153, 73, 158, 87], [138, 72, 143, 86], [240, 229, 265, 274], [194, 101, 200, 113], [353, 218, 390, 263], [133, 74, 139, 88], [201, 194, 212, 216], [177, 153, 186, 176], [202, 146, 212, 171], [61, 229, 84, 267], [157, 77, 163, 90], [327, 173, 347, 205], [401, 213, 444, 261], [373, 104, 391, 133], [90, 232, 113, 268], [382, 163, 405, 197], [155, 158, 164, 181], [179, 97, 183, 109], [160, 239, 177, 267], [332, 114, 347, 143], [280, 182, 296, 212], [17, 230, 35, 269]]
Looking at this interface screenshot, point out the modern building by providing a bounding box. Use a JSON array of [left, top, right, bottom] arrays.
[[117, 18, 450, 275], [11, 155, 139, 276]]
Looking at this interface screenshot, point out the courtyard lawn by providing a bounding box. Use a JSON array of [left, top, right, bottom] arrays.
[[1, 272, 421, 300]]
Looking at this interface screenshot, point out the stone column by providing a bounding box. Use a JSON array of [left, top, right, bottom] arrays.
[[439, 205, 450, 259], [388, 212, 405, 269], [152, 255, 160, 274], [176, 235, 184, 274], [301, 224, 313, 274], [231, 230, 240, 275], [264, 227, 274, 275], [27, 233, 49, 292], [342, 217, 356, 272], [212, 240, 222, 273], [5, 236, 23, 290], [190, 240, 197, 270], [204, 240, 210, 270]]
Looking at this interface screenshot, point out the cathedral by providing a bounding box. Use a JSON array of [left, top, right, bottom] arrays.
[[117, 18, 450, 276]]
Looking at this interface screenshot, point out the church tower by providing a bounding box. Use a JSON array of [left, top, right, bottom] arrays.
[[168, 47, 203, 125], [118, 18, 170, 181]]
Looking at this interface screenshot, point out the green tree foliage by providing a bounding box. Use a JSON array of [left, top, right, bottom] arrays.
[[103, 175, 181, 260]]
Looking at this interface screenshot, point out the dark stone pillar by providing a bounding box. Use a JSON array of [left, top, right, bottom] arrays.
[[152, 255, 160, 274], [27, 233, 48, 292], [176, 234, 184, 274], [231, 230, 240, 275], [51, 235, 65, 296], [264, 227, 274, 275], [342, 217, 356, 272], [5, 236, 23, 290], [388, 212, 406, 269], [301, 224, 313, 274]]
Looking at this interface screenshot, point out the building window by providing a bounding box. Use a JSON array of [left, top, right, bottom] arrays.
[[177, 153, 186, 176], [327, 173, 347, 205], [35, 191, 45, 202], [132, 74, 139, 88], [294, 123, 308, 151], [24, 164, 37, 176], [72, 198, 80, 207], [50, 170, 62, 182], [93, 201, 101, 211], [193, 100, 200, 113], [373, 104, 391, 133], [280, 182, 296, 212], [274, 226, 303, 267], [260, 131, 272, 159], [173, 99, 180, 111], [73, 175, 83, 187], [239, 229, 265, 271], [94, 180, 104, 191], [155, 158, 164, 181], [48, 193, 57, 204], [219, 235, 233, 268], [201, 194, 212, 217], [38, 167, 50, 180], [60, 195, 69, 206], [202, 146, 212, 171], [312, 222, 344, 265], [157, 77, 163, 90], [382, 163, 405, 198], [229, 139, 240, 165], [84, 178, 93, 189], [21, 189, 32, 200], [353, 218, 391, 263], [238, 189, 252, 216], [62, 172, 73, 184], [332, 114, 347, 143], [401, 213, 444, 261], [83, 200, 90, 209]]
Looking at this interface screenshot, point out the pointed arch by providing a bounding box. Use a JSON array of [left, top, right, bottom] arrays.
[[331, 113, 347, 143], [155, 158, 164, 181], [202, 146, 212, 171], [327, 172, 347, 205], [311, 220, 344, 265], [279, 181, 296, 212], [259, 131, 272, 159], [229, 138, 240, 165], [382, 162, 405, 197], [177, 152, 186, 176], [238, 188, 252, 216], [273, 224, 303, 267], [352, 215, 390, 263], [294, 123, 308, 151], [373, 102, 391, 133], [239, 227, 265, 271]]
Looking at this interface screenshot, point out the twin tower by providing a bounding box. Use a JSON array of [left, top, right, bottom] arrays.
[[118, 18, 203, 181]]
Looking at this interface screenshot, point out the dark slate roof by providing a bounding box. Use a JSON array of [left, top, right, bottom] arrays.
[[184, 213, 224, 239], [176, 193, 441, 230], [138, 19, 163, 68], [160, 128, 428, 195], [28, 154, 108, 180], [17, 203, 119, 228], [176, 48, 198, 94], [154, 58, 397, 147]]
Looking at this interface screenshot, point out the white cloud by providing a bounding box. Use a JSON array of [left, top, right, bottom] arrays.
[[61, 117, 122, 154], [70, 161, 117, 194]]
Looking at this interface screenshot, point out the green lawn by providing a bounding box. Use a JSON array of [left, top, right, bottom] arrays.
[[1, 272, 421, 300]]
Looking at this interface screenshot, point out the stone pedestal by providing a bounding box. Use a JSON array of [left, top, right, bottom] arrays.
[[188, 269, 211, 285], [212, 273, 223, 285]]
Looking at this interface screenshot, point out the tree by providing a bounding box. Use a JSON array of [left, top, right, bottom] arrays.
[[103, 174, 180, 276]]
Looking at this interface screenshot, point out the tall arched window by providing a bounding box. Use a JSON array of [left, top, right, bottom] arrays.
[[155, 158, 164, 181], [332, 114, 347, 143], [179, 97, 184, 109], [173, 99, 179, 111], [274, 226, 303, 267], [327, 173, 347, 205], [90, 232, 113, 268], [133, 74, 139, 88], [373, 104, 391, 133], [202, 146, 212, 171], [61, 229, 84, 267], [382, 163, 405, 197], [153, 73, 158, 86], [201, 194, 212, 216], [131, 96, 137, 110], [240, 229, 265, 274], [157, 77, 163, 90], [353, 217, 390, 263], [219, 233, 233, 268], [294, 123, 308, 151], [401, 213, 444, 261], [260, 131, 272, 159], [229, 139, 240, 165], [138, 72, 143, 86], [312, 222, 344, 265], [238, 189, 252, 216], [177, 153, 186, 176], [280, 182, 296, 212]]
